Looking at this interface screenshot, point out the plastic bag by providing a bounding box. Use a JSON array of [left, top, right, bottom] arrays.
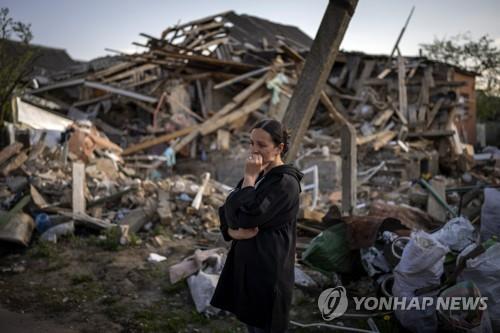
[[460, 243, 500, 331], [301, 223, 352, 274], [40, 221, 74, 243], [480, 188, 500, 242], [438, 280, 492, 333], [361, 246, 391, 277], [187, 271, 220, 315], [432, 216, 476, 252], [294, 266, 317, 288], [392, 230, 449, 333]]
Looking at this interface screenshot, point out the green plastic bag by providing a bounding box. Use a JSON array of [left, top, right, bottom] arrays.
[[301, 223, 352, 274]]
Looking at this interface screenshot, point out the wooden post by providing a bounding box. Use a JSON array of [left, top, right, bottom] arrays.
[[283, 0, 358, 162], [72, 162, 86, 215], [341, 124, 357, 215], [398, 55, 408, 126]]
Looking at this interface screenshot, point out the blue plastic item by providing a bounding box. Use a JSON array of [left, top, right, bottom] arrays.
[[35, 213, 52, 233]]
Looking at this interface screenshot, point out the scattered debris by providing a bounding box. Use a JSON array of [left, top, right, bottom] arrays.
[[147, 253, 167, 263], [0, 9, 498, 333]]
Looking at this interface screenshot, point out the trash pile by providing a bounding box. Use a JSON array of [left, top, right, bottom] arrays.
[[296, 203, 500, 332], [0, 125, 231, 247]]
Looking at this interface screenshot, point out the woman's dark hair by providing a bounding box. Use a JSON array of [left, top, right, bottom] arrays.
[[252, 119, 290, 157]]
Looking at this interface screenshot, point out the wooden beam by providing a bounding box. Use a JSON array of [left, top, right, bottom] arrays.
[[173, 95, 270, 152], [213, 65, 272, 90], [169, 75, 269, 151], [72, 162, 86, 215], [426, 98, 444, 129], [283, 0, 358, 161], [160, 11, 231, 37], [386, 6, 415, 65], [122, 125, 196, 155], [200, 95, 269, 135], [417, 67, 431, 129], [0, 142, 23, 166], [372, 109, 394, 127], [373, 131, 397, 151], [1, 152, 27, 176], [397, 55, 408, 125], [195, 80, 207, 118], [117, 204, 157, 234], [406, 130, 455, 139], [341, 123, 357, 215], [60, 212, 112, 229], [208, 73, 268, 122], [153, 49, 257, 73], [321, 87, 358, 217], [320, 91, 349, 124]]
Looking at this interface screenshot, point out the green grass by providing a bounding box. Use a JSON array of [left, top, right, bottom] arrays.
[[28, 241, 59, 259], [162, 281, 186, 295], [71, 273, 94, 285], [86, 227, 122, 251]]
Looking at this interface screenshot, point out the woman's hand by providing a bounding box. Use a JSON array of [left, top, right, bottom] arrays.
[[242, 153, 263, 187], [228, 227, 259, 240], [245, 153, 263, 178]]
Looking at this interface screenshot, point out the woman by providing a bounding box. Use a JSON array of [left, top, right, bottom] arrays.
[[210, 119, 303, 333]]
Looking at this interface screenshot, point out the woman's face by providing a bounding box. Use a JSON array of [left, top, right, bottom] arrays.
[[249, 128, 283, 166]]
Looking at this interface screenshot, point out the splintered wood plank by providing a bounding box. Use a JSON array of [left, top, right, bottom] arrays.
[[200, 95, 270, 136], [122, 125, 196, 155], [173, 94, 270, 153], [0, 142, 23, 166], [417, 67, 431, 129], [341, 123, 357, 215], [283, 0, 359, 161], [72, 162, 86, 215], [2, 152, 28, 176], [426, 98, 444, 129], [217, 129, 230, 151], [397, 55, 408, 124], [372, 109, 394, 127], [373, 131, 397, 151]]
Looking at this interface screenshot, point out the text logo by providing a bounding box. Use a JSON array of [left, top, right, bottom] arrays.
[[317, 286, 348, 320]]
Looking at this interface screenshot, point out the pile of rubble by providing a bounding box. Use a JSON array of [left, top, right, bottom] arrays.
[[0, 124, 231, 247], [9, 12, 493, 193], [1, 10, 500, 333]]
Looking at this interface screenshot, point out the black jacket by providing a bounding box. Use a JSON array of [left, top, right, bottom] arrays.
[[210, 164, 303, 332]]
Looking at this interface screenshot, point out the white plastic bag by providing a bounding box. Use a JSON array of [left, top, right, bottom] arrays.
[[432, 216, 476, 252], [480, 188, 500, 242], [361, 247, 391, 277], [294, 266, 317, 288], [460, 243, 500, 331], [40, 221, 74, 243], [392, 230, 449, 333], [187, 271, 220, 315]]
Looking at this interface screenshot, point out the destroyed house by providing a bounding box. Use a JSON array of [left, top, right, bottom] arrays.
[[1, 10, 499, 332], [9, 11, 478, 184]]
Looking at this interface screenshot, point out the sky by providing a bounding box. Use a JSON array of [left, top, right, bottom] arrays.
[[2, 0, 500, 61]]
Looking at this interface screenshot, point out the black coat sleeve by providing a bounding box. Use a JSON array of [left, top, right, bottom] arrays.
[[218, 205, 233, 242], [217, 176, 246, 241], [224, 175, 298, 229]]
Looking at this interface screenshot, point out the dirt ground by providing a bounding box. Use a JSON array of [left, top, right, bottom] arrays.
[[0, 304, 78, 333], [0, 229, 396, 333]]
